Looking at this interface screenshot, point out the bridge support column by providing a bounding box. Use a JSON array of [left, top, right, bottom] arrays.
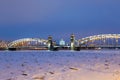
[[48, 36, 54, 50], [70, 34, 75, 50]]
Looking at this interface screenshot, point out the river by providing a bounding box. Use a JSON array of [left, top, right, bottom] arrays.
[[0, 50, 120, 80]]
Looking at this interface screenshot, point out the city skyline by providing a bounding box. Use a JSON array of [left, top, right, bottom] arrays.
[[0, 0, 120, 40]]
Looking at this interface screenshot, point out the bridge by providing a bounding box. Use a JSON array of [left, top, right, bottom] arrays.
[[78, 34, 120, 49], [8, 38, 48, 50], [1, 34, 120, 51], [0, 40, 8, 50]]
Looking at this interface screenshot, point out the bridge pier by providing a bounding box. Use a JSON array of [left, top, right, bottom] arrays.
[[70, 34, 75, 50], [48, 36, 54, 50], [70, 34, 81, 51], [47, 36, 58, 51]]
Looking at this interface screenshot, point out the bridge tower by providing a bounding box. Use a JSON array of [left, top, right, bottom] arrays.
[[70, 34, 75, 50], [48, 36, 54, 50]]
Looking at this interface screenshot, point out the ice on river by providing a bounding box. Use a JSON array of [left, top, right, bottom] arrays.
[[0, 50, 120, 80]]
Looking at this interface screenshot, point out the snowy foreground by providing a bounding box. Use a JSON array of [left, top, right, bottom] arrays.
[[0, 50, 120, 80]]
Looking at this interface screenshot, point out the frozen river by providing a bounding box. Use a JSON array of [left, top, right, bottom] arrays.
[[0, 50, 120, 80]]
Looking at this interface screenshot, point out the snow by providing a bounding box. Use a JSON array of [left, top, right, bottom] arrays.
[[0, 50, 120, 80]]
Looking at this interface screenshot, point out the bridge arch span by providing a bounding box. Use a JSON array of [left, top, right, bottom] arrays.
[[79, 34, 120, 45], [8, 38, 48, 48], [0, 40, 8, 49]]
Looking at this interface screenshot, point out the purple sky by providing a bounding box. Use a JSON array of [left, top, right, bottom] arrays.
[[0, 0, 120, 40]]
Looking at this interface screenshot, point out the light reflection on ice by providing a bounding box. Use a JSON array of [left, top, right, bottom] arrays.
[[0, 50, 120, 80]]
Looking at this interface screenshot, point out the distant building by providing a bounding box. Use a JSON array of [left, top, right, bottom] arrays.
[[59, 39, 65, 46]]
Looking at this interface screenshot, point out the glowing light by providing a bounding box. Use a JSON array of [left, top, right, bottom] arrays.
[[8, 38, 48, 48], [59, 39, 65, 46]]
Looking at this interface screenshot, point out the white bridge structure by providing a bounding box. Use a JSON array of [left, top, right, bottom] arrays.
[[0, 40, 8, 49], [8, 38, 48, 49], [78, 34, 120, 48], [5, 34, 120, 50]]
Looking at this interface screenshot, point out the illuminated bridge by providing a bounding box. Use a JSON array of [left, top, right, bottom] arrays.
[[8, 38, 48, 50], [0, 40, 8, 50], [78, 34, 120, 49], [3, 34, 120, 51]]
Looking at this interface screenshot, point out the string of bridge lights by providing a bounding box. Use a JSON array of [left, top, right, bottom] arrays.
[[0, 34, 120, 49]]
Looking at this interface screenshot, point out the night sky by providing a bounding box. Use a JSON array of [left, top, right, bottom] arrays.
[[0, 0, 120, 41]]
